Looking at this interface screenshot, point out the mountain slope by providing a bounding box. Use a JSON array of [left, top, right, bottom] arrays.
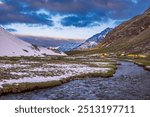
[[58, 43, 81, 52], [96, 8, 150, 54], [0, 27, 66, 56], [74, 28, 112, 50]]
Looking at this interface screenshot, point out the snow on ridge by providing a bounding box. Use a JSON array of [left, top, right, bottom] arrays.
[[74, 28, 112, 50], [0, 27, 66, 57]]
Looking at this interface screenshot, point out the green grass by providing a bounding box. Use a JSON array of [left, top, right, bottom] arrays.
[[134, 59, 150, 66], [61, 68, 116, 83], [133, 59, 150, 71], [0, 80, 62, 95], [100, 64, 117, 70]]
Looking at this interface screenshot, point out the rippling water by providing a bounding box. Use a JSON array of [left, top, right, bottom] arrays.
[[0, 61, 150, 100]]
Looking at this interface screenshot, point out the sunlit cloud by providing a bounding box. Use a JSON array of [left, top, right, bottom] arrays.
[[4, 18, 117, 39]]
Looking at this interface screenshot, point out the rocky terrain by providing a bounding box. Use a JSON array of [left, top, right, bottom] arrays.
[[96, 8, 150, 54]]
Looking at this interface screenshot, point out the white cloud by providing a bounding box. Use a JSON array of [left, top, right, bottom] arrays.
[[36, 9, 50, 15], [131, 0, 138, 4], [0, 1, 4, 4], [3, 16, 117, 40]]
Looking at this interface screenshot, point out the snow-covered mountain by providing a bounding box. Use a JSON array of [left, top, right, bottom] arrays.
[[58, 43, 81, 52], [0, 27, 66, 57], [73, 28, 112, 50]]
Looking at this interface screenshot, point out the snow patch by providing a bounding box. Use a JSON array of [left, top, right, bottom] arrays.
[[0, 63, 29, 69], [10, 72, 29, 76], [0, 63, 111, 88]]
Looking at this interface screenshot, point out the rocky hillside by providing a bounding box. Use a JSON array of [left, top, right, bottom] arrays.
[[96, 7, 150, 54]]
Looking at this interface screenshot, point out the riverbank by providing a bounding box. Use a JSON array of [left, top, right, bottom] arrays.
[[0, 56, 116, 95], [1, 61, 150, 100], [133, 59, 150, 71], [117, 58, 150, 71]]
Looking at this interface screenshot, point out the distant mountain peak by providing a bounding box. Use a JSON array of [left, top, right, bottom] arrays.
[[98, 27, 112, 37], [73, 27, 112, 50]]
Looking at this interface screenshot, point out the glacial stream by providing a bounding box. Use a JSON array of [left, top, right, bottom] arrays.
[[0, 61, 150, 100]]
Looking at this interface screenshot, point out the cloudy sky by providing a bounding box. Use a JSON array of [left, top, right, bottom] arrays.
[[0, 0, 150, 39]]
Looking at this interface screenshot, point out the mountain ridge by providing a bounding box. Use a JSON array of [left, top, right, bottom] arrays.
[[73, 28, 112, 50], [95, 7, 150, 54]]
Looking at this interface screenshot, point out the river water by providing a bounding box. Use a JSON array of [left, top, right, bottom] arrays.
[[0, 61, 150, 100]]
